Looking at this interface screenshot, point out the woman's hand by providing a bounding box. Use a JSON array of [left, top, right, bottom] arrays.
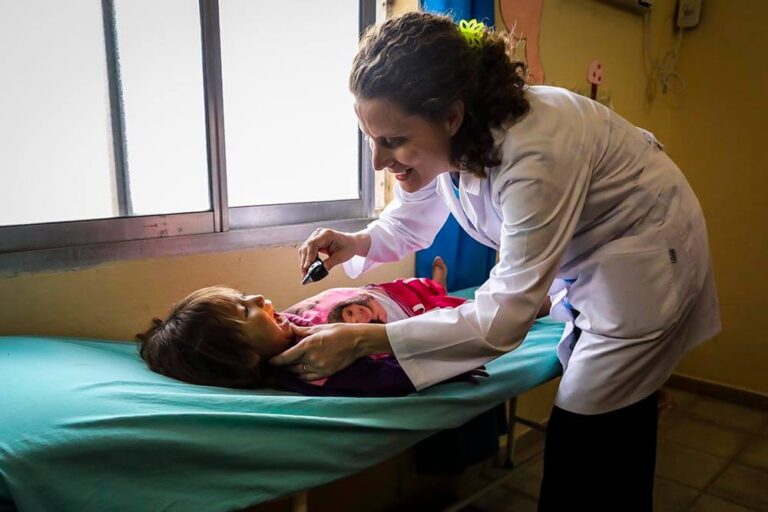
[[298, 229, 371, 276], [269, 323, 391, 381]]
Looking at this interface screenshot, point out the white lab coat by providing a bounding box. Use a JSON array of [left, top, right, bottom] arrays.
[[344, 86, 721, 414]]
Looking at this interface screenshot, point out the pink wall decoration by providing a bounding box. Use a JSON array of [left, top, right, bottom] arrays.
[[499, 0, 545, 84], [587, 59, 604, 99]]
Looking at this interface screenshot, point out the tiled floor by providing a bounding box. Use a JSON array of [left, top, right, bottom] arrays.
[[459, 388, 768, 511]]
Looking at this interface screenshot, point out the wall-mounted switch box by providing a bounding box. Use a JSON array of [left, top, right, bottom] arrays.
[[677, 0, 702, 28]]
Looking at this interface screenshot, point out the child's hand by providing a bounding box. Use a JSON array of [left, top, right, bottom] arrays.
[[445, 365, 489, 385]]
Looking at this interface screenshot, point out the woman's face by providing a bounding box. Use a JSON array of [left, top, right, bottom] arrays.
[[355, 98, 463, 193], [238, 294, 293, 358]]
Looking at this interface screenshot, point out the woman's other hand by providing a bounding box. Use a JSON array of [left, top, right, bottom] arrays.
[[298, 229, 371, 277], [269, 323, 390, 381]]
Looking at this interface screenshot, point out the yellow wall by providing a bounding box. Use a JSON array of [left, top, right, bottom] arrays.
[[664, 1, 768, 393], [0, 246, 413, 341]]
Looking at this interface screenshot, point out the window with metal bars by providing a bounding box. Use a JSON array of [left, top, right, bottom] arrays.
[[0, 0, 376, 272]]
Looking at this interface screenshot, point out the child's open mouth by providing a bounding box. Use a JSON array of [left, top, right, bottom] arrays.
[[273, 311, 292, 334]]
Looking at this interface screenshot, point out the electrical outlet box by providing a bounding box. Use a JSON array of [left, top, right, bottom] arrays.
[[604, 0, 653, 14], [677, 0, 702, 28]]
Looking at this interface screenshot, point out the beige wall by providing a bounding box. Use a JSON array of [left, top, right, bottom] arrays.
[[0, 246, 413, 341], [664, 1, 768, 393]]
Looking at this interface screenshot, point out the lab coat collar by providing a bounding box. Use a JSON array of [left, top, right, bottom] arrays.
[[460, 172, 483, 196]]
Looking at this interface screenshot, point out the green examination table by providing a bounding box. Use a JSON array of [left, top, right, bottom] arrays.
[[0, 293, 563, 511]]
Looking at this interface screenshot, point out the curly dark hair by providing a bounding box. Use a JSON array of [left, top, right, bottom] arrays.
[[136, 286, 264, 389], [349, 11, 530, 178]]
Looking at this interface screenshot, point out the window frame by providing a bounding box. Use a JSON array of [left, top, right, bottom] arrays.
[[0, 0, 376, 274]]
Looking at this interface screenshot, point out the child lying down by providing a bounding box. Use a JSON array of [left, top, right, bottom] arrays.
[[137, 258, 549, 396]]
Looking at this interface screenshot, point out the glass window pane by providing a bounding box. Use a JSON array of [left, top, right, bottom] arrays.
[[0, 1, 114, 226], [0, 0, 210, 228], [114, 0, 210, 216], [220, 0, 360, 207]]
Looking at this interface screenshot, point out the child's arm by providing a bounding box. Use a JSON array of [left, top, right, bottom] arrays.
[[273, 356, 416, 397], [273, 356, 487, 397]]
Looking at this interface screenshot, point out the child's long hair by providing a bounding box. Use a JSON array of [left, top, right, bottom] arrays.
[[137, 286, 264, 388]]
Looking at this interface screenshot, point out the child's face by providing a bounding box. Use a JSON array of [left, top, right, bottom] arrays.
[[339, 295, 388, 324], [238, 294, 293, 358]]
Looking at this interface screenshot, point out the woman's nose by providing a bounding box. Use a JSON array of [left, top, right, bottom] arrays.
[[371, 143, 394, 171]]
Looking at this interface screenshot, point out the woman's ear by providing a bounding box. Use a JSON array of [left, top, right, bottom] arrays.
[[445, 100, 465, 137]]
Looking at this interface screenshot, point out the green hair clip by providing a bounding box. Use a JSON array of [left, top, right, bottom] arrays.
[[458, 19, 486, 49]]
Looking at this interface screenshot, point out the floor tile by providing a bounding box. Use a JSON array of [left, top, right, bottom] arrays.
[[689, 494, 759, 512], [688, 398, 768, 433], [709, 463, 768, 511], [661, 416, 752, 459], [664, 387, 701, 410], [456, 468, 495, 498], [739, 437, 768, 473], [655, 441, 730, 489], [659, 409, 690, 436], [502, 458, 544, 499], [653, 477, 700, 512], [659, 389, 703, 436], [467, 487, 539, 512], [511, 430, 546, 463]]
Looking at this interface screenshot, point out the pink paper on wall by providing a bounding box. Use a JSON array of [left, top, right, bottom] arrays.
[[499, 0, 545, 84], [587, 59, 604, 99]]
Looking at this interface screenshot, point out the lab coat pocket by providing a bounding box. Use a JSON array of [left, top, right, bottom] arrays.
[[569, 246, 680, 339]]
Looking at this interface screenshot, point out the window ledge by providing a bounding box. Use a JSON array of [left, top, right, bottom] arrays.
[[0, 217, 374, 277]]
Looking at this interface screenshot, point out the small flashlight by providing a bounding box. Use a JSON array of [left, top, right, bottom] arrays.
[[301, 256, 329, 285]]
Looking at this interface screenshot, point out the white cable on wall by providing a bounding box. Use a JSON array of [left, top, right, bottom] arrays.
[[643, 11, 686, 102]]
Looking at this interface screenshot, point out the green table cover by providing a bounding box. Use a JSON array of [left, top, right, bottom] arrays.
[[1, 310, 562, 511]]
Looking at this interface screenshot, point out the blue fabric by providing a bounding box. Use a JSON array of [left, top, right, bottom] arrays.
[[415, 0, 497, 291], [415, 214, 498, 292], [420, 0, 495, 24], [0, 316, 563, 511]]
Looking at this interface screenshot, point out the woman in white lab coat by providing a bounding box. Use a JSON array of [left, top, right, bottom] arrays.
[[271, 12, 720, 510]]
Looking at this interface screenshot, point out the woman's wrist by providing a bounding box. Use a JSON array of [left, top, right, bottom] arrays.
[[351, 323, 392, 357], [350, 230, 372, 258]]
